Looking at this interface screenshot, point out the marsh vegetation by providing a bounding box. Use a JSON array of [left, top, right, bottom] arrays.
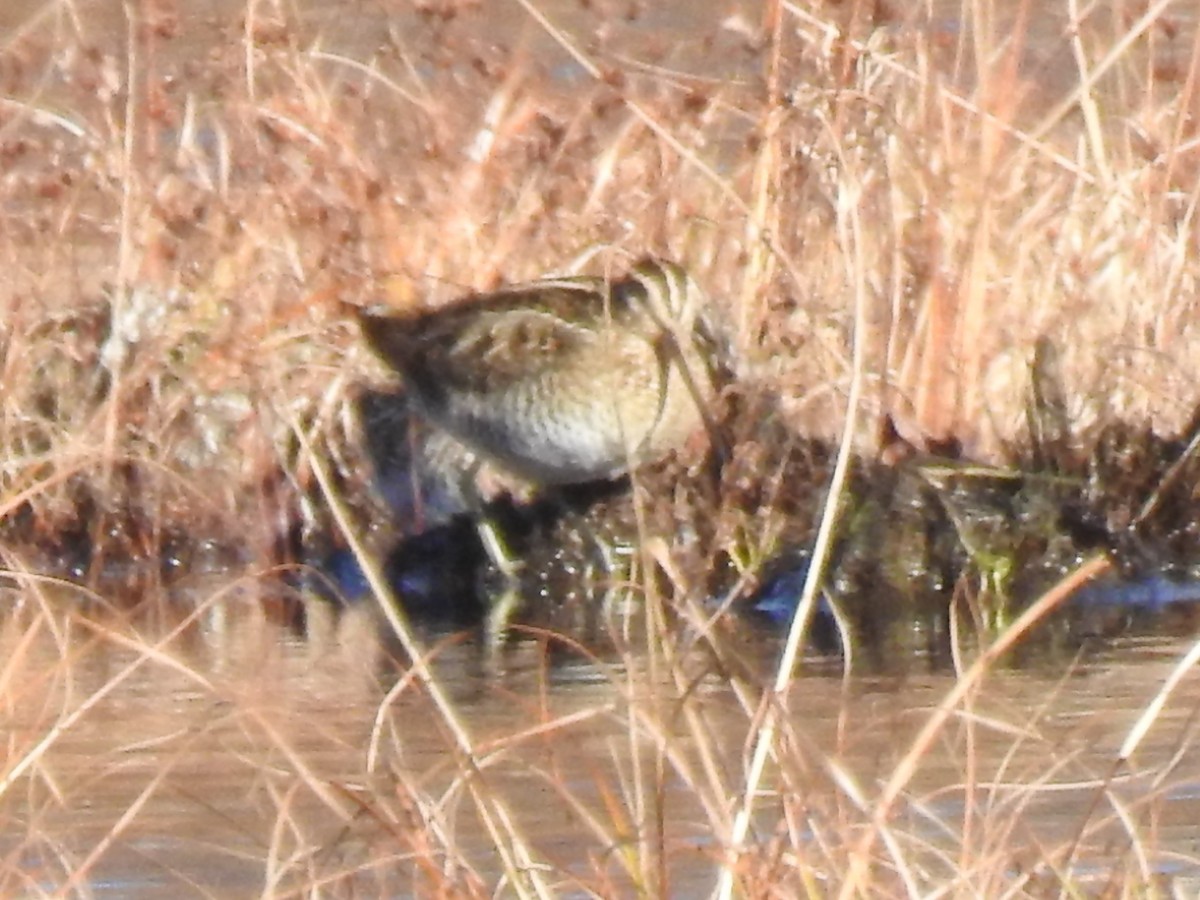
[[4, 0, 1200, 895]]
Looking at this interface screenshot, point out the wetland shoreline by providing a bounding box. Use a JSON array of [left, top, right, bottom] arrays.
[[4, 1, 1200, 895]]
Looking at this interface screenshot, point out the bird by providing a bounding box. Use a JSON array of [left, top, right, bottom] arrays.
[[356, 258, 724, 635], [357, 257, 721, 492]]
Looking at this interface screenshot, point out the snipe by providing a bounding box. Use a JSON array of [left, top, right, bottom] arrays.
[[358, 258, 721, 490]]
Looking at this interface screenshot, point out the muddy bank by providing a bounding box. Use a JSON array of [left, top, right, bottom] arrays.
[[281, 340, 1200, 665], [8, 326, 1200, 668]]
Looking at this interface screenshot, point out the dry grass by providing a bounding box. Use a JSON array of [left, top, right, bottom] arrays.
[[2, 558, 1199, 896], [3, 0, 1200, 895]]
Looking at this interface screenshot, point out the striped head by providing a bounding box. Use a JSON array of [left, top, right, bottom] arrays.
[[618, 258, 705, 336]]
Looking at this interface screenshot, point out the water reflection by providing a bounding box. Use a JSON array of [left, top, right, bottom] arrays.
[[1, 577, 1200, 895], [3, 0, 1200, 893]]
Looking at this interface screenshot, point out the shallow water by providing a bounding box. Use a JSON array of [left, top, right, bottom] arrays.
[[4, 0, 1200, 895], [3, 576, 1200, 896]]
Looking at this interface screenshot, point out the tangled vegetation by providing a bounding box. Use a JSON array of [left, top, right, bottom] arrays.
[[3, 1, 1200, 895]]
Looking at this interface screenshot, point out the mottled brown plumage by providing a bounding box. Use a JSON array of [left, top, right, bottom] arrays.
[[358, 259, 719, 488]]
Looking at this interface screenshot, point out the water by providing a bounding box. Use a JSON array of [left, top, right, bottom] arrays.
[[3, 578, 1200, 895], [4, 0, 1200, 894]]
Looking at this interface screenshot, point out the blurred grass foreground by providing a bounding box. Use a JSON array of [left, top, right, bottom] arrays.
[[4, 2, 1200, 895]]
